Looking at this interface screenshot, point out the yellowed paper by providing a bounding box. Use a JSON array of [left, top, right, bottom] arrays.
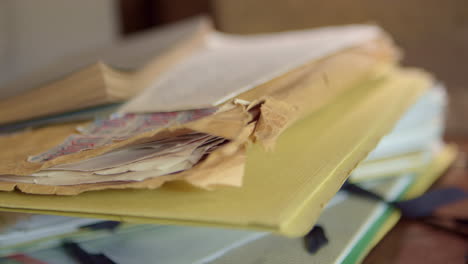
[[120, 25, 385, 113], [0, 69, 435, 238], [0, 37, 398, 194]]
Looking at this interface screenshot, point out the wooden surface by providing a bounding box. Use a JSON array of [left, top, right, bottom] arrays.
[[363, 138, 468, 264]]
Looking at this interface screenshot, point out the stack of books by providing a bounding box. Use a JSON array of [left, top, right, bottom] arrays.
[[0, 16, 455, 263]]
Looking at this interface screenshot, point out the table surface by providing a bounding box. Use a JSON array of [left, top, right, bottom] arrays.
[[363, 138, 468, 264]]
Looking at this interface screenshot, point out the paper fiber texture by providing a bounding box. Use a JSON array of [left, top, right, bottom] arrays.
[[0, 37, 396, 195], [0, 69, 431, 236]]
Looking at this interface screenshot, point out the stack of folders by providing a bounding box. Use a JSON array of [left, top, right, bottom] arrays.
[[0, 16, 456, 263]]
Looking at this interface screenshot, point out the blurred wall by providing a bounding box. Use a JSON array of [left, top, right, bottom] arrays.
[[0, 0, 118, 98], [119, 0, 211, 35], [0, 1, 13, 87], [213, 0, 468, 136]]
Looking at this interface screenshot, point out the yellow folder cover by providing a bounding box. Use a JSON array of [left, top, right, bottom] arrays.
[[0, 69, 430, 237]]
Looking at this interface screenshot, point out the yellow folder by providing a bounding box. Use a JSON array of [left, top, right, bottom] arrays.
[[0, 69, 430, 237]]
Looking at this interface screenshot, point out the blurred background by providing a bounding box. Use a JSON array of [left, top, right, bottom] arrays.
[[0, 0, 467, 135]]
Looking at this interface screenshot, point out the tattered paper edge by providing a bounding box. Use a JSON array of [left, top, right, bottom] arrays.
[[0, 36, 399, 195]]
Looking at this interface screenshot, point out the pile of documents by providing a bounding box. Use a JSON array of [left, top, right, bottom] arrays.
[[0, 16, 456, 262], [0, 82, 454, 263]]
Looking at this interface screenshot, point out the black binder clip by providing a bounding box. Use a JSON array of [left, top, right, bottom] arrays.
[[304, 225, 329, 254]]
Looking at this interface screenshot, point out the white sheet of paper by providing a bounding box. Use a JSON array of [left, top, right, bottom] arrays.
[[120, 25, 382, 113]]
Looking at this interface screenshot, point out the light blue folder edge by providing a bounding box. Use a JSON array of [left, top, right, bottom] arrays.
[[341, 177, 414, 264], [0, 103, 121, 133]]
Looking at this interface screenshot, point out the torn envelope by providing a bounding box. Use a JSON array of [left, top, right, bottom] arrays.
[[0, 26, 398, 195]]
